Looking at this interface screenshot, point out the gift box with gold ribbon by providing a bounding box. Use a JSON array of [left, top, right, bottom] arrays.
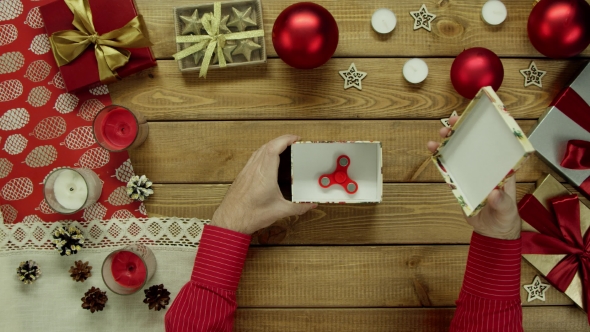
[[529, 63, 590, 197], [519, 174, 590, 324], [173, 0, 266, 77], [40, 0, 156, 92]]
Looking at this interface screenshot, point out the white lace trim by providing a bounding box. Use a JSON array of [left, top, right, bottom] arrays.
[[0, 217, 209, 252]]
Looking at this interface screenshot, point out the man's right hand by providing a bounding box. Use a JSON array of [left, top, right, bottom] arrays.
[[426, 116, 521, 240]]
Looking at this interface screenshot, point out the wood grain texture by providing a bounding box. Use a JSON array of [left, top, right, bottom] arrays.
[[110, 59, 589, 121], [234, 307, 589, 332], [136, 0, 590, 59], [146, 183, 537, 244], [128, 120, 562, 183], [235, 246, 571, 307]]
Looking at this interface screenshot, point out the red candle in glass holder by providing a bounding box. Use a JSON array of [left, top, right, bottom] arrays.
[[93, 105, 148, 151], [110, 250, 146, 288]]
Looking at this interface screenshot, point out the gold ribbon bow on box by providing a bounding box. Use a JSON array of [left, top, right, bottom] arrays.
[[48, 0, 153, 84], [173, 2, 264, 78]]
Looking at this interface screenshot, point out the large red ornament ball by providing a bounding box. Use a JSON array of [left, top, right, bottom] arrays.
[[450, 47, 504, 99], [527, 0, 590, 59], [272, 2, 339, 69]]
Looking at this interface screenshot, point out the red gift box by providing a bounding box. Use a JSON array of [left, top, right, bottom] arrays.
[[40, 0, 156, 92]]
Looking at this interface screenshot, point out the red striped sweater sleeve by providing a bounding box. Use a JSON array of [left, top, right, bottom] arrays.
[[450, 232, 523, 332], [165, 225, 251, 332]]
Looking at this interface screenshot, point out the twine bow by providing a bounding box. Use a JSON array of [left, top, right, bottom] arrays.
[[173, 2, 264, 77], [48, 0, 153, 84]]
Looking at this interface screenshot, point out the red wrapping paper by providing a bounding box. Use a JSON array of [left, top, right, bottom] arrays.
[[40, 0, 156, 92], [0, 0, 146, 223]]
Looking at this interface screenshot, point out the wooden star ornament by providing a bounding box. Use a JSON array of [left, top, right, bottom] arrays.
[[523, 275, 550, 302], [410, 4, 436, 32], [339, 63, 367, 90], [180, 9, 203, 35], [233, 39, 261, 61], [520, 61, 546, 88], [227, 7, 258, 32], [441, 110, 458, 128]]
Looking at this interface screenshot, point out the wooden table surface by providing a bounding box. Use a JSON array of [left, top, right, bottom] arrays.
[[113, 0, 590, 330]]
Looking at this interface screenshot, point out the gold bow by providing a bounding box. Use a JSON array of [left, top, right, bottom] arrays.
[[173, 2, 264, 78], [49, 0, 153, 84]]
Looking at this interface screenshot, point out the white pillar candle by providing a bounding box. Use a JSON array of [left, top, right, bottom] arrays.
[[481, 0, 507, 26], [371, 8, 396, 34], [403, 58, 428, 84], [53, 169, 88, 210]]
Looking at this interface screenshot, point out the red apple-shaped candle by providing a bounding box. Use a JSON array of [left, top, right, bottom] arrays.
[[110, 250, 147, 289]]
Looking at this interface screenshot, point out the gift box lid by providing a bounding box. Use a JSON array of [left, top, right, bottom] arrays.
[[291, 141, 382, 204], [40, 0, 156, 92], [432, 86, 535, 217]]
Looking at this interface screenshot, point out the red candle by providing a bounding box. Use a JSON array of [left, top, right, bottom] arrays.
[[100, 107, 137, 150], [93, 105, 148, 151], [110, 250, 146, 288]]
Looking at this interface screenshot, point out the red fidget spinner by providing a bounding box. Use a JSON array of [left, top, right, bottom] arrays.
[[318, 155, 358, 194]]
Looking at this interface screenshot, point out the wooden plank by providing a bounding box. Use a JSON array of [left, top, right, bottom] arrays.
[[234, 307, 589, 332], [128, 120, 560, 183], [146, 183, 537, 244], [235, 246, 572, 307], [136, 0, 590, 59], [110, 59, 588, 121]]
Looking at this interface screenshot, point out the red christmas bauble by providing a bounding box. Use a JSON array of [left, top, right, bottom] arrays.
[[272, 2, 339, 69], [450, 47, 504, 99], [528, 0, 590, 58]]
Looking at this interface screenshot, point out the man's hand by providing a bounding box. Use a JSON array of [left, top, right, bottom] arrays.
[[427, 116, 521, 240], [211, 135, 316, 235]]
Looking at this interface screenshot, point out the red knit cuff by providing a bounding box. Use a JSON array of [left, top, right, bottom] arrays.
[[191, 225, 251, 291], [461, 232, 522, 301]]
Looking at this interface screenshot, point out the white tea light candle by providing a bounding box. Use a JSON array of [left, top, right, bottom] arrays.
[[371, 8, 396, 34], [53, 169, 88, 210], [403, 58, 428, 84], [481, 0, 507, 26], [44, 168, 102, 214]]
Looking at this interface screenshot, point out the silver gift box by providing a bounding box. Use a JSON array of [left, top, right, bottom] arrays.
[[528, 63, 590, 193]]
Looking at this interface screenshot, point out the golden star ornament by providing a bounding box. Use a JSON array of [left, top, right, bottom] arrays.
[[227, 7, 258, 32], [180, 9, 203, 35], [233, 39, 261, 61]]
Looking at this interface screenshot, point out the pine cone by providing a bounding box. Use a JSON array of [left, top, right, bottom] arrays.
[[81, 287, 108, 313], [126, 175, 154, 201], [69, 260, 92, 282], [143, 284, 171, 311], [16, 260, 41, 284], [52, 225, 84, 256]]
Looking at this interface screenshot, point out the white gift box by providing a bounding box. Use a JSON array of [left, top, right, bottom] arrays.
[[291, 141, 383, 204]]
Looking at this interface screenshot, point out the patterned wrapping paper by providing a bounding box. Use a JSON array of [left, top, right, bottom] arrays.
[[432, 87, 535, 217], [528, 63, 590, 197], [0, 0, 145, 223]]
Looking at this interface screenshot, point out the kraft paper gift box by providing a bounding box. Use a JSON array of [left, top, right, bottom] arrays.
[[528, 63, 590, 198], [173, 0, 266, 74], [432, 86, 535, 217], [291, 141, 382, 204], [519, 174, 590, 323], [40, 0, 156, 93]]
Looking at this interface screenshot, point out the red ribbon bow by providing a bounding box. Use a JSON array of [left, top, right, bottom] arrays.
[[561, 140, 590, 170], [519, 194, 590, 324]]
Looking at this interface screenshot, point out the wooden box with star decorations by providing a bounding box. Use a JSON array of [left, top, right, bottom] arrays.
[[431, 86, 535, 217], [173, 0, 266, 73], [528, 63, 590, 198], [519, 174, 590, 313]]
